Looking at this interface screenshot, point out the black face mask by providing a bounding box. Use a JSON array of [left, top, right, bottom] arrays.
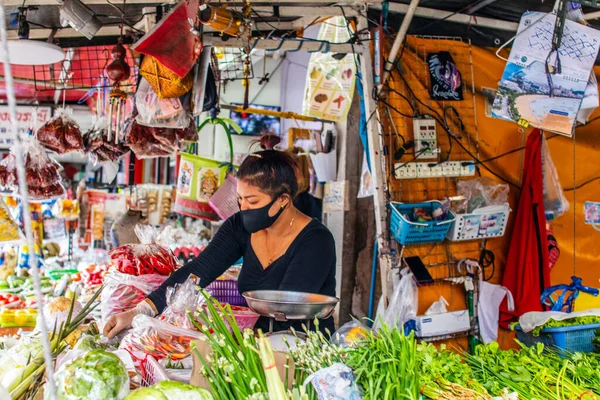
[[241, 197, 286, 233]]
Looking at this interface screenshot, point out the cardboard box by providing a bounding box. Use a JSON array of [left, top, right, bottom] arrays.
[[190, 338, 296, 389], [415, 310, 470, 337]]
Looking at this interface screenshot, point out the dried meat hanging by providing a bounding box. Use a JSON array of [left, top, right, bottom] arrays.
[[105, 40, 131, 144]]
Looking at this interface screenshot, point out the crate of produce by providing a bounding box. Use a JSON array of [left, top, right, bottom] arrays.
[[389, 201, 455, 245], [516, 322, 600, 354], [447, 204, 511, 241], [206, 279, 247, 306]]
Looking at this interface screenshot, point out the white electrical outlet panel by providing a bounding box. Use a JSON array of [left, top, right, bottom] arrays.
[[413, 119, 438, 160], [394, 161, 476, 179]]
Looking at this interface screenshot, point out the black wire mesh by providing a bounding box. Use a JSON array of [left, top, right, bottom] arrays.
[[213, 47, 254, 82], [32, 45, 137, 92]]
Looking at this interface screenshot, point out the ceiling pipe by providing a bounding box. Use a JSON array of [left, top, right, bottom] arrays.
[[467, 0, 500, 15], [380, 0, 420, 90]]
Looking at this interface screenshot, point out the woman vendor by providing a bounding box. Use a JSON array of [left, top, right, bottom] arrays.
[[104, 149, 337, 338]]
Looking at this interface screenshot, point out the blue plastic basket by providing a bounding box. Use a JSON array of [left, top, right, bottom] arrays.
[[389, 201, 455, 245], [516, 323, 600, 354]]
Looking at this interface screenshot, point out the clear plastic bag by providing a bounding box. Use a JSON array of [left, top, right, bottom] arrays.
[[331, 319, 371, 348], [125, 120, 180, 158], [0, 140, 65, 200], [83, 118, 130, 164], [136, 78, 191, 129], [108, 225, 179, 276], [119, 314, 203, 361], [37, 107, 84, 154], [159, 280, 205, 330], [303, 363, 362, 400], [541, 135, 569, 220], [373, 268, 418, 331], [101, 271, 167, 323], [455, 177, 509, 213]]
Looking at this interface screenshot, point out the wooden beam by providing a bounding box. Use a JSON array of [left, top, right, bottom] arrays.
[[2, 0, 378, 5], [205, 36, 362, 53], [252, 6, 361, 17], [374, 2, 519, 32]]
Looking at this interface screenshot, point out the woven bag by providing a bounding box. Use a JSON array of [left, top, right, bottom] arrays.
[[140, 56, 193, 99]]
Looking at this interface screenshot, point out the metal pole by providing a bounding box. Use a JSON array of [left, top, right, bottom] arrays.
[[358, 17, 394, 305], [0, 2, 57, 398], [380, 0, 421, 89]]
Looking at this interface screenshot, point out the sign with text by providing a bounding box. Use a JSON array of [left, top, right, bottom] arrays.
[[0, 106, 52, 148]]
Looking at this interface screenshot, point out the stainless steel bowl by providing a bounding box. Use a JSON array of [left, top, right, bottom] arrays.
[[242, 290, 339, 321]]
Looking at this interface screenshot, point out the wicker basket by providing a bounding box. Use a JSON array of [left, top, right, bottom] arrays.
[[140, 56, 193, 99]]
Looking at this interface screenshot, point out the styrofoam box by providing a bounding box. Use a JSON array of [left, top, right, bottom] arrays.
[[416, 310, 470, 338]]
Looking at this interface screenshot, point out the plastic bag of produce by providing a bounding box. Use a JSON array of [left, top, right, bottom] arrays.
[[51, 349, 129, 400], [120, 314, 203, 361], [36, 107, 84, 154], [160, 280, 205, 330], [125, 380, 213, 400], [331, 319, 371, 348], [101, 271, 167, 323], [109, 225, 179, 276], [0, 337, 42, 390], [304, 363, 362, 400], [135, 78, 191, 129]]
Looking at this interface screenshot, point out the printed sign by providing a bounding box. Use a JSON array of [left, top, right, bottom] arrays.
[[0, 106, 51, 148], [427, 51, 463, 101], [303, 17, 356, 122], [492, 12, 600, 136], [177, 160, 194, 196]]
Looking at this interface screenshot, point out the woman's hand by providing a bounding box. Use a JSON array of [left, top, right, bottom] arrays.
[[103, 309, 137, 339], [103, 300, 158, 339]]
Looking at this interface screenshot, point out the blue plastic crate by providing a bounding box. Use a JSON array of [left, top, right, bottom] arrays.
[[389, 201, 455, 245], [516, 323, 600, 354]]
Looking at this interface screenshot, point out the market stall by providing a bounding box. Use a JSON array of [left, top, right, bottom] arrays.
[[0, 0, 599, 399]]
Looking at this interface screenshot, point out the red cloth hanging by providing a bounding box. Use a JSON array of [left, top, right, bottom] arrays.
[[499, 129, 550, 328]]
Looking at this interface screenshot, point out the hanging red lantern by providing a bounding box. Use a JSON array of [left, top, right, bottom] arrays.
[[106, 43, 131, 85]]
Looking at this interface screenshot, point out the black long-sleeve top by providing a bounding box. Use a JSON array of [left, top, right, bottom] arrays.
[[146, 212, 337, 333]]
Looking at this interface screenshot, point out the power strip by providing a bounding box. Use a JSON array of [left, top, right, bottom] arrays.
[[394, 160, 477, 179], [413, 119, 438, 160]]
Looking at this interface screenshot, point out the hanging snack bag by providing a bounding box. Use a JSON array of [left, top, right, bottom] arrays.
[[84, 118, 130, 164], [36, 108, 84, 154], [135, 78, 191, 129], [0, 197, 23, 243], [125, 120, 179, 158], [109, 224, 179, 276], [101, 271, 167, 323], [0, 140, 65, 200]]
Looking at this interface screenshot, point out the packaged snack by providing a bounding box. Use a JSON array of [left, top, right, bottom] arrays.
[[109, 225, 179, 276], [83, 118, 130, 164], [0, 140, 66, 200], [125, 119, 197, 159], [36, 108, 84, 154], [0, 197, 22, 243], [101, 271, 167, 323], [120, 314, 202, 360]]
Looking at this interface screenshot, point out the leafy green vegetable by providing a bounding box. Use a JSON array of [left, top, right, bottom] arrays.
[[52, 350, 129, 400], [152, 381, 213, 400], [532, 316, 600, 336], [125, 387, 168, 400]]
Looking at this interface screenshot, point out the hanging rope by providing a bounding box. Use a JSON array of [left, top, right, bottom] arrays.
[[0, 4, 57, 399]]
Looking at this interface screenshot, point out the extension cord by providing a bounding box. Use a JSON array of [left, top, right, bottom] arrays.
[[394, 161, 476, 179]]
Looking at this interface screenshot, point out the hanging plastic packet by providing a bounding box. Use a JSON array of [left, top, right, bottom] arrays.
[[135, 78, 192, 129], [0, 197, 23, 243], [125, 120, 180, 158], [373, 268, 418, 331], [0, 140, 66, 200], [83, 118, 130, 164], [304, 363, 362, 400], [541, 135, 569, 220], [36, 107, 84, 154]]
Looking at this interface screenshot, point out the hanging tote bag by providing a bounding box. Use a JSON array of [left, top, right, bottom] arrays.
[[174, 117, 239, 221]]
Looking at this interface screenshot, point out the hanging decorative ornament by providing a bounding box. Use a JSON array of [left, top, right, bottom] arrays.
[[241, 1, 253, 109], [105, 40, 131, 145]]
